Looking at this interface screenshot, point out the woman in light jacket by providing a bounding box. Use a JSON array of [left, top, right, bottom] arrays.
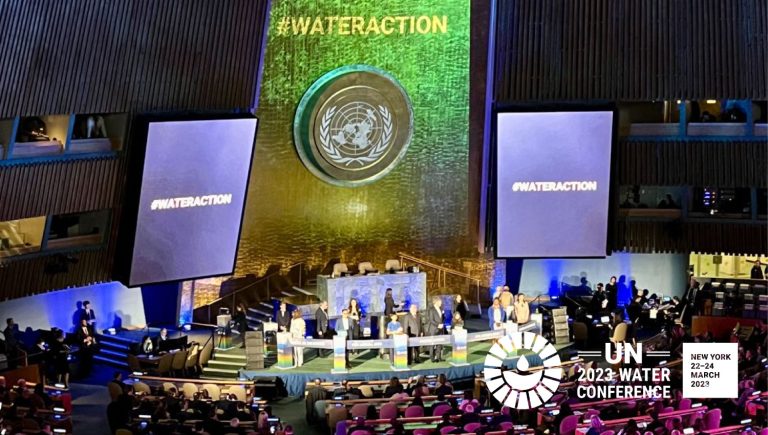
[[290, 310, 306, 367]]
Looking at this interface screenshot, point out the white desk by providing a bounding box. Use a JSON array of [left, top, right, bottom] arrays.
[[316, 272, 427, 317]]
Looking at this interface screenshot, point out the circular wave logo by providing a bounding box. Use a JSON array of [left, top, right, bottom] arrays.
[[293, 65, 413, 187], [483, 332, 563, 409]]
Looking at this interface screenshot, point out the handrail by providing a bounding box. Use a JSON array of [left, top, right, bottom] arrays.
[[398, 252, 478, 281], [205, 260, 306, 305], [399, 252, 482, 304]]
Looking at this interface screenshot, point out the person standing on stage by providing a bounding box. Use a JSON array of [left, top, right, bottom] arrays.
[[499, 286, 513, 320], [426, 297, 446, 362], [76, 318, 97, 376], [453, 295, 468, 322], [403, 304, 422, 364], [348, 298, 362, 340], [487, 298, 506, 330], [3, 318, 20, 369], [289, 310, 306, 367], [750, 259, 765, 280], [386, 314, 403, 364], [81, 300, 96, 330], [605, 276, 618, 310], [514, 294, 530, 324], [49, 330, 70, 387], [381, 288, 399, 359], [315, 301, 330, 357], [335, 309, 354, 368], [277, 301, 291, 333]]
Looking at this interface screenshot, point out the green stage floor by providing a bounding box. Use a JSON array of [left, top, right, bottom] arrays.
[[271, 340, 570, 374]]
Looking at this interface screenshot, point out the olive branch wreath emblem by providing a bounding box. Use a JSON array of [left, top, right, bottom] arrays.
[[318, 105, 393, 167]]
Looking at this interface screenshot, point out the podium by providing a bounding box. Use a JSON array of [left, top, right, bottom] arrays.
[[450, 327, 468, 366], [391, 334, 409, 371], [276, 332, 293, 369], [331, 331, 348, 374]]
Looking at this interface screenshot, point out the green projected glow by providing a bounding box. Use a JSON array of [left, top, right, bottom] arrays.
[[237, 0, 470, 274]]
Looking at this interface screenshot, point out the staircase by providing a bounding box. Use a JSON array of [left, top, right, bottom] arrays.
[[93, 333, 132, 369], [202, 348, 247, 380]]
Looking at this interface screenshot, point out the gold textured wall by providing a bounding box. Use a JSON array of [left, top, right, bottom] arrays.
[[235, 0, 478, 280]]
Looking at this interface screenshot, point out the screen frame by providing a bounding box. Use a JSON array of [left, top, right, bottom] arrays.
[[113, 112, 259, 287], [492, 103, 618, 260]]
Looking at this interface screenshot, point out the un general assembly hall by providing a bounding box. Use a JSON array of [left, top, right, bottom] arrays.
[[0, 1, 765, 434]]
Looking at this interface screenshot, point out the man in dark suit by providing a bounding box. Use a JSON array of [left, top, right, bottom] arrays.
[[403, 304, 422, 364], [605, 276, 618, 311], [425, 297, 445, 362], [81, 301, 96, 330], [276, 302, 291, 333], [315, 301, 330, 357]]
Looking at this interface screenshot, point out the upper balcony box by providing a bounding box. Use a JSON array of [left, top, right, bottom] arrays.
[[12, 115, 69, 158], [69, 113, 128, 153]]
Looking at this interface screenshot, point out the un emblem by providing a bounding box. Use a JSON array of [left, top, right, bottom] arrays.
[[293, 65, 414, 186]]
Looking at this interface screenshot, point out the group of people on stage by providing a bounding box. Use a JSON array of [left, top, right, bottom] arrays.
[[274, 289, 473, 367], [487, 286, 531, 330]]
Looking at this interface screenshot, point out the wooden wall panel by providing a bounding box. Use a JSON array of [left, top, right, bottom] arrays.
[[0, 0, 269, 117], [0, 249, 110, 300], [618, 139, 768, 188], [0, 156, 122, 221], [494, 0, 767, 101]]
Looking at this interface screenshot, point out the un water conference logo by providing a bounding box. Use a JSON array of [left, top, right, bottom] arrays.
[[294, 65, 413, 186], [483, 332, 563, 409]]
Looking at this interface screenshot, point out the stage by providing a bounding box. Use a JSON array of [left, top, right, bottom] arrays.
[[240, 340, 573, 396]]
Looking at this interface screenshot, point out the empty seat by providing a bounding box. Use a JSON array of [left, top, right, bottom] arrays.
[[358, 262, 376, 275], [332, 263, 348, 278], [385, 259, 401, 272]]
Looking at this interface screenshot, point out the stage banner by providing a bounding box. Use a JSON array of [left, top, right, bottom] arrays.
[[332, 331, 348, 373], [467, 330, 505, 343], [276, 332, 293, 369], [450, 327, 468, 366], [238, 0, 471, 275], [347, 338, 393, 350], [392, 333, 409, 371]]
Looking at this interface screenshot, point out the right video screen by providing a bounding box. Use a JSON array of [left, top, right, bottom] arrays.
[[495, 110, 614, 258]]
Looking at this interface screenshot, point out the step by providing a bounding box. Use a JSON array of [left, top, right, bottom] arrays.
[[246, 316, 264, 324], [215, 353, 247, 361], [96, 334, 136, 345], [292, 286, 315, 296], [99, 340, 131, 352], [259, 302, 274, 309], [209, 361, 245, 370], [202, 367, 240, 377], [280, 291, 296, 298], [247, 308, 272, 317], [94, 355, 128, 369], [98, 348, 128, 360]]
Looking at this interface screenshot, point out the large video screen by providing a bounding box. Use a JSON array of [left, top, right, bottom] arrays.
[[496, 110, 613, 258], [129, 118, 258, 286]]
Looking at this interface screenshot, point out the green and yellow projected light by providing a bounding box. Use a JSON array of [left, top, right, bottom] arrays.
[[238, 0, 470, 274]]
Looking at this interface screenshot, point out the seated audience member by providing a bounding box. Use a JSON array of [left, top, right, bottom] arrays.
[[585, 415, 605, 435], [383, 377, 404, 397], [445, 398, 463, 416], [436, 413, 454, 430], [435, 373, 453, 396]]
